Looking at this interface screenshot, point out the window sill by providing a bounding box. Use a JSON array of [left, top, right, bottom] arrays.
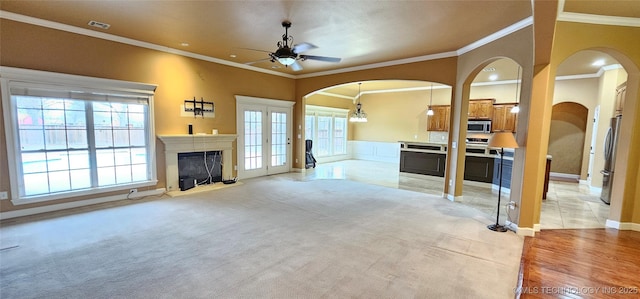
[[10, 180, 158, 205]]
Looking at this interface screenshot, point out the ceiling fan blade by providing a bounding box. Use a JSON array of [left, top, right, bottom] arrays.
[[244, 58, 273, 65], [292, 42, 317, 54], [300, 55, 341, 63], [290, 61, 303, 71]]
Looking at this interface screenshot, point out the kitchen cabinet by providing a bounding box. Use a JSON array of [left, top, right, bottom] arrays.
[[468, 99, 494, 119], [427, 105, 450, 131], [492, 103, 518, 132]]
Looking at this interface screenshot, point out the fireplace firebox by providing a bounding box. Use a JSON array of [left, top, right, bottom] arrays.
[[178, 151, 222, 188]]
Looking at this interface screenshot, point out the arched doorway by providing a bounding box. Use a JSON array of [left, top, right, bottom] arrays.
[[301, 80, 454, 195], [540, 49, 629, 229]]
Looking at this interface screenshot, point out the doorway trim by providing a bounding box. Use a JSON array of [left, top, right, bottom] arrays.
[[235, 95, 295, 179]]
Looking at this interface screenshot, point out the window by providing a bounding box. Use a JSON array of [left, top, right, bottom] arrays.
[[1, 67, 157, 204], [305, 105, 348, 158]]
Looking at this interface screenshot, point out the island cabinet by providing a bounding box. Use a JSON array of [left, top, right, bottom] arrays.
[[464, 156, 495, 183], [492, 155, 514, 188], [468, 99, 494, 119], [492, 103, 518, 132], [427, 105, 450, 131], [400, 151, 446, 176]]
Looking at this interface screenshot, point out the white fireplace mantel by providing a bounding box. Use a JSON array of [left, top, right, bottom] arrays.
[[158, 134, 237, 191]]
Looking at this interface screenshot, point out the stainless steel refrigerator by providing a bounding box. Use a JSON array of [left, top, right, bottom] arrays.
[[600, 115, 622, 204]]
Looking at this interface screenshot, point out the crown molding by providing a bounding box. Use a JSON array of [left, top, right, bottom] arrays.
[[558, 12, 640, 27], [457, 17, 533, 55], [295, 51, 458, 79]]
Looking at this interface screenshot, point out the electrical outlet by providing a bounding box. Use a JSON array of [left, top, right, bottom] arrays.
[[295, 158, 298, 163], [0, 191, 8, 200], [234, 165, 237, 171], [449, 179, 453, 186]]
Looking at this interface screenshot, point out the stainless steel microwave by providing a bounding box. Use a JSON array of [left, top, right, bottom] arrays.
[[468, 120, 491, 133]]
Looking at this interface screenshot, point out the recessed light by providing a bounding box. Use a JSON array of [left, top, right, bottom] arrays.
[[230, 54, 237, 58], [592, 59, 605, 66], [180, 42, 190, 47], [489, 74, 498, 81], [483, 67, 496, 72], [88, 20, 110, 30]]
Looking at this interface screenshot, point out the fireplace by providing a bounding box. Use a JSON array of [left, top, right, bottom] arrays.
[[158, 134, 237, 191], [178, 151, 222, 188]]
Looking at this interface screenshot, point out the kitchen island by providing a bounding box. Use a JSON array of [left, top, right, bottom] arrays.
[[399, 141, 514, 185]]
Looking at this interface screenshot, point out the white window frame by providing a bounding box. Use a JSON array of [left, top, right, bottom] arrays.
[[305, 105, 348, 160], [1, 66, 158, 205]]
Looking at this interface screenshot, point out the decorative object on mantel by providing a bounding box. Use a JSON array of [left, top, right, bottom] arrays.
[[511, 66, 521, 114], [426, 83, 435, 116], [349, 82, 368, 122], [182, 97, 214, 118], [487, 132, 519, 232]]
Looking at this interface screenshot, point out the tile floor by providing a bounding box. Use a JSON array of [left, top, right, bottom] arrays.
[[303, 160, 610, 229]]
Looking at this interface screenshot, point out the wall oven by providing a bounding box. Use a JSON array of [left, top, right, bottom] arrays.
[[467, 120, 491, 133]]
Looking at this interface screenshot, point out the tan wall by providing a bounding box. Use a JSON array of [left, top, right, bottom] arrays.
[[549, 22, 640, 225], [294, 57, 459, 168], [548, 102, 588, 175], [470, 83, 520, 103], [452, 25, 534, 222], [0, 20, 295, 213]]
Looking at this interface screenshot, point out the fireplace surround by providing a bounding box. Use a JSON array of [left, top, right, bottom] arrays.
[[158, 134, 237, 191]]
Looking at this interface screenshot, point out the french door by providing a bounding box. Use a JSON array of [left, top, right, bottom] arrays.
[[236, 96, 293, 179]]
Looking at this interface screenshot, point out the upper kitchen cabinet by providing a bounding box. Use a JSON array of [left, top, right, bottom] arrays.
[[468, 99, 494, 119], [427, 105, 450, 131], [492, 103, 518, 132]]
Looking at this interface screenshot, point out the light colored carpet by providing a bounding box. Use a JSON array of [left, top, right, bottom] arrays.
[[0, 174, 524, 298]]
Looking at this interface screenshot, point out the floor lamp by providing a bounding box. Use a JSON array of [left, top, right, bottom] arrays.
[[487, 132, 519, 232]]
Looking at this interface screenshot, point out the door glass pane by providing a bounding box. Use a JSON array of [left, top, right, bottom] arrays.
[[271, 111, 287, 167], [244, 110, 263, 170]]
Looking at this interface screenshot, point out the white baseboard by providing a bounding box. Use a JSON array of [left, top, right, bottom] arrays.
[[0, 188, 166, 220], [505, 220, 538, 236], [446, 194, 460, 202], [549, 172, 580, 182], [605, 219, 640, 231]]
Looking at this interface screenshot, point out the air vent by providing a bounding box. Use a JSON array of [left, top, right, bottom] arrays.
[[483, 67, 496, 72], [88, 20, 110, 30]]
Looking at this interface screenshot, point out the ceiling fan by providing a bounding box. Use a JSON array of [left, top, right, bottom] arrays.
[[244, 21, 341, 71]]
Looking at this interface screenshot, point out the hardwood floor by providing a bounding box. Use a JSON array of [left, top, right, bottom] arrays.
[[517, 229, 640, 299]]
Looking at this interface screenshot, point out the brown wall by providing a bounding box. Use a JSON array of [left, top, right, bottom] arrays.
[[0, 19, 295, 213], [548, 102, 588, 175]]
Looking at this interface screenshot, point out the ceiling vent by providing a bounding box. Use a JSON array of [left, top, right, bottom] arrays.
[[88, 20, 110, 30]]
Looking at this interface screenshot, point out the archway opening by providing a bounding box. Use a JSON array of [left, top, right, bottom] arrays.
[[540, 49, 627, 229]]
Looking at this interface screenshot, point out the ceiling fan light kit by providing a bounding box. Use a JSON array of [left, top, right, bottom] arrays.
[[244, 21, 341, 71]]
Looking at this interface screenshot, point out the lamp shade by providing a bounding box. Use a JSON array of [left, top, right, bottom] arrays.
[[488, 132, 519, 149]]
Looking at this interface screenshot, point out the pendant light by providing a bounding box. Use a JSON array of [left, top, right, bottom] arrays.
[[511, 66, 521, 114], [349, 83, 368, 122], [426, 83, 434, 116]]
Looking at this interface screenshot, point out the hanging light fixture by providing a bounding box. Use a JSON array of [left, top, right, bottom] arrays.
[[426, 83, 434, 116], [511, 66, 521, 114], [349, 83, 368, 122]]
